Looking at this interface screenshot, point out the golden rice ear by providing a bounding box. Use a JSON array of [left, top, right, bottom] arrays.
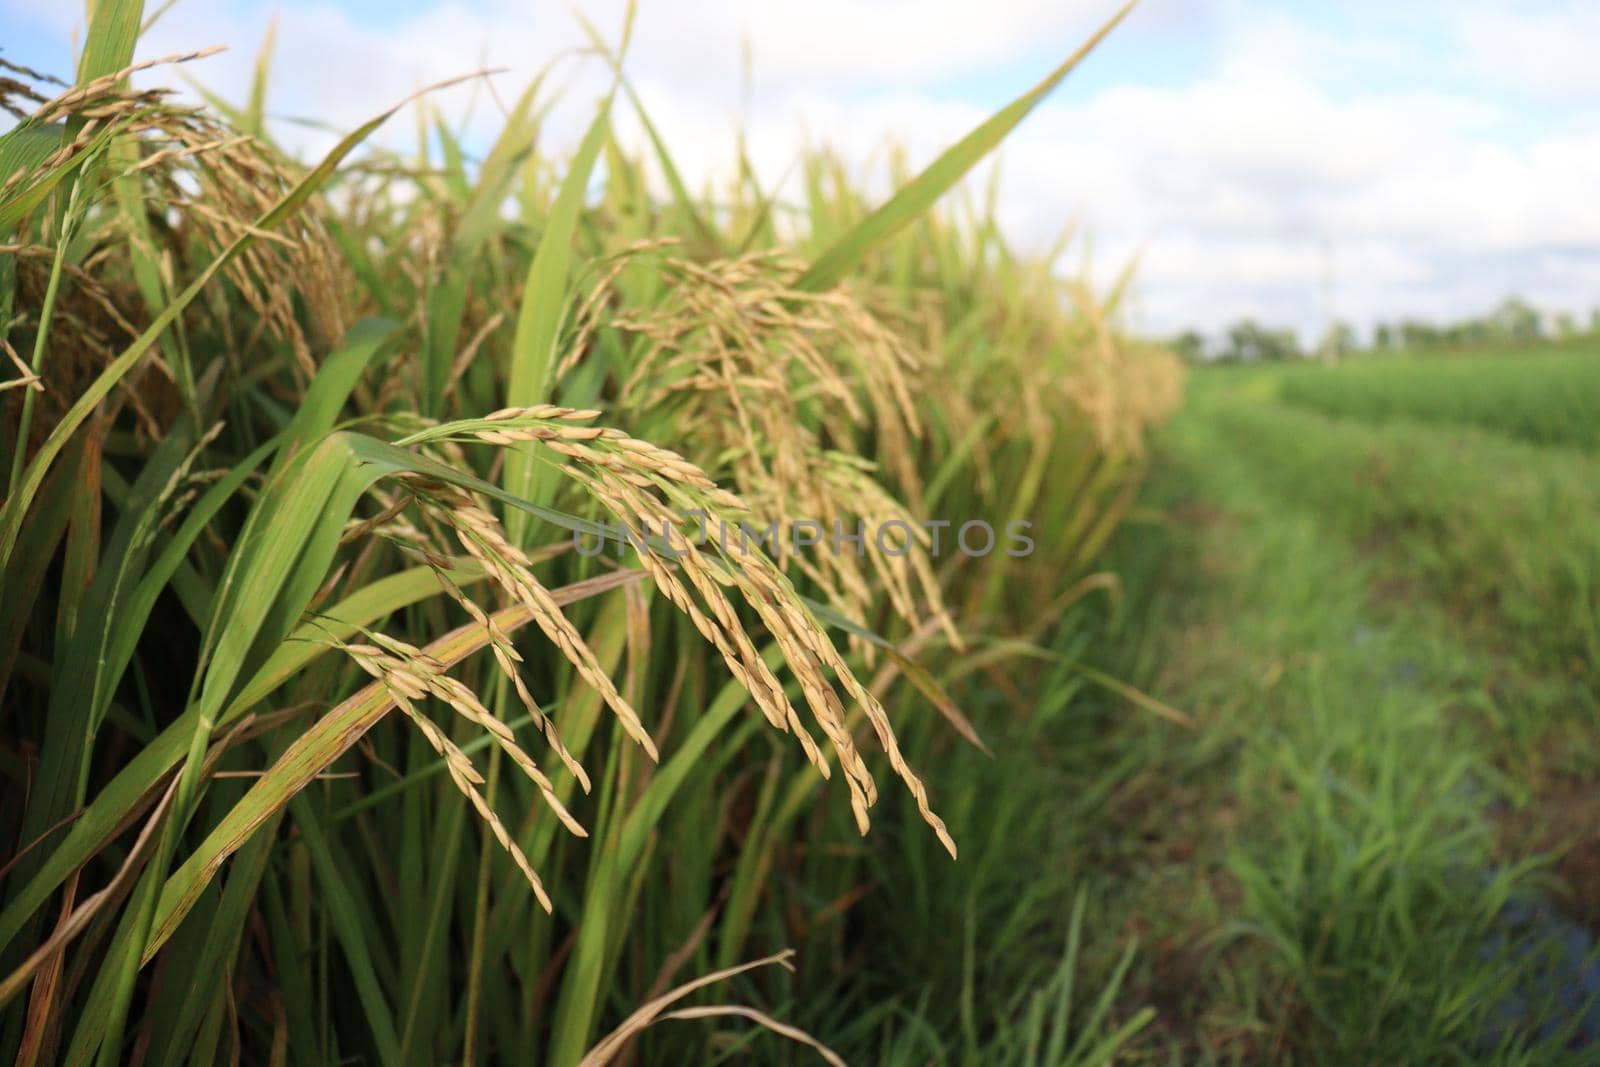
[[399, 407, 959, 855], [332, 631, 577, 911], [578, 950, 847, 1067], [148, 122, 346, 374], [605, 252, 958, 643], [2, 47, 346, 431]]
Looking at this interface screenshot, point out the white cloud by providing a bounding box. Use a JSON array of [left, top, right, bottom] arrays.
[[125, 0, 1126, 118], [1455, 4, 1600, 99], [8, 0, 1599, 341]]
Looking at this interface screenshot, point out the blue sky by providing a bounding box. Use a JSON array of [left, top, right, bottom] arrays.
[[4, 0, 1598, 341]]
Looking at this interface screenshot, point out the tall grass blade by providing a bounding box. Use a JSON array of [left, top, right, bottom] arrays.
[[502, 95, 615, 534], [796, 1, 1134, 292], [76, 0, 144, 84]]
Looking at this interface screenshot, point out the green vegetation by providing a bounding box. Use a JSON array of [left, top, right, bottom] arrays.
[[5, 3, 1597, 1063], [0, 3, 1192, 1065], [1076, 359, 1600, 1062], [1368, 296, 1581, 354], [1175, 297, 1600, 367], [1219, 369, 1600, 674], [1277, 345, 1600, 450]]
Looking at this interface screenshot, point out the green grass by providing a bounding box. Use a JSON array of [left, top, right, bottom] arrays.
[[1206, 372, 1600, 680], [1074, 360, 1600, 1062], [1275, 343, 1600, 450]]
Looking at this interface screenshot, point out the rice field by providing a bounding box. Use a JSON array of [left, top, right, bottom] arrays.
[[1090, 357, 1600, 1061], [1275, 344, 1600, 451], [1190, 372, 1600, 676], [0, 4, 1186, 1064], [8, 4, 1600, 1065]]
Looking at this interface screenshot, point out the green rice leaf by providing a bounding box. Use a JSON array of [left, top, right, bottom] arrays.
[[143, 571, 637, 961], [502, 89, 616, 538], [795, 0, 1133, 292], [77, 0, 144, 85], [0, 565, 471, 960]]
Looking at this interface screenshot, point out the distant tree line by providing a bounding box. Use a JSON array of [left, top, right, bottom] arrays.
[[1172, 296, 1600, 364]]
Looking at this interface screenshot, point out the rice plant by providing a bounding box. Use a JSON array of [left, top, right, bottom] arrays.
[[0, 2, 1180, 1063]]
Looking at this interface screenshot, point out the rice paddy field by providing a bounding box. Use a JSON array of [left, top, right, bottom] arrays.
[[1274, 345, 1600, 451], [1099, 351, 1600, 1062], [4, 4, 1600, 1066]]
